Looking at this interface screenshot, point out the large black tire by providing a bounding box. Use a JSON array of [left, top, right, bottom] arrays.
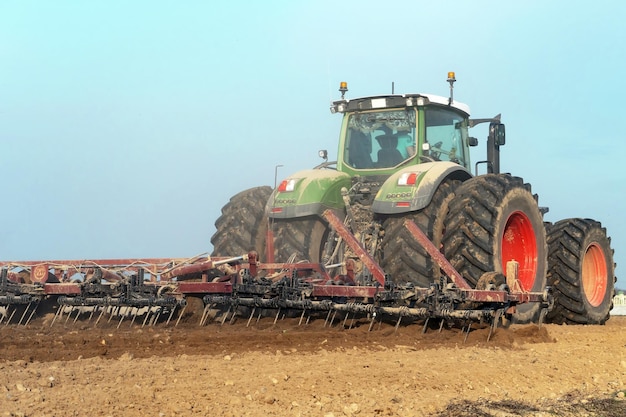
[[546, 218, 616, 324], [272, 216, 329, 263], [380, 179, 460, 286], [442, 174, 548, 324], [210, 186, 272, 258]]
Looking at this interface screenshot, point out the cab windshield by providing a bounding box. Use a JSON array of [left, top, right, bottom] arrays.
[[425, 107, 469, 168], [343, 109, 416, 169]]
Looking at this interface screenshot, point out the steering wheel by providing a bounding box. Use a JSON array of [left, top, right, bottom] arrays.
[[420, 155, 436, 163], [430, 141, 451, 160]]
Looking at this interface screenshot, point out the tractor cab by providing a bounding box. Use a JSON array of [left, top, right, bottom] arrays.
[[331, 88, 473, 177]]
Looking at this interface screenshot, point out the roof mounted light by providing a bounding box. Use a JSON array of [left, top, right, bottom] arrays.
[[447, 71, 456, 105], [339, 81, 348, 99]]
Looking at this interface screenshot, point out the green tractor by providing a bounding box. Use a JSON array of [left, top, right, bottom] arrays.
[[211, 73, 615, 325]]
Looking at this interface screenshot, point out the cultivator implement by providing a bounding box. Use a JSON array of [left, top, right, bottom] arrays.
[[0, 210, 552, 339]]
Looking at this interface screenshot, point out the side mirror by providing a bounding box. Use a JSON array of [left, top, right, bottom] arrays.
[[489, 123, 506, 147], [468, 137, 478, 146]]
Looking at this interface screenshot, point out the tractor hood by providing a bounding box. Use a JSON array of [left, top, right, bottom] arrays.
[[267, 169, 351, 219], [372, 162, 471, 215]]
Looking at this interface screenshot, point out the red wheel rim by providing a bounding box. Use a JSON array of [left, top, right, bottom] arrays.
[[501, 211, 537, 291], [582, 243, 608, 307]]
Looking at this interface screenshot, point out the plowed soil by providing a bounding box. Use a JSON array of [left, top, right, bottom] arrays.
[[1, 312, 625, 416]]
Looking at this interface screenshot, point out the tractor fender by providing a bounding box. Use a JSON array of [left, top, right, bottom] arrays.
[[266, 169, 352, 219], [372, 162, 472, 215]]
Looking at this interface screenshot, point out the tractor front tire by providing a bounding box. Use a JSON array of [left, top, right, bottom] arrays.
[[380, 179, 459, 286], [442, 174, 548, 324], [211, 186, 273, 258], [546, 218, 615, 324]]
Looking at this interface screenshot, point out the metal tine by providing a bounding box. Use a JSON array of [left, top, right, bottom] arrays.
[[438, 319, 445, 333], [394, 315, 403, 332], [88, 306, 97, 323], [342, 312, 350, 328], [72, 307, 82, 325], [255, 308, 262, 324], [487, 310, 502, 342], [142, 308, 152, 327], [117, 312, 126, 329], [305, 314, 311, 325], [50, 306, 64, 327], [220, 306, 232, 325], [0, 307, 6, 325], [538, 307, 548, 328], [6, 307, 18, 325], [229, 306, 238, 325], [368, 313, 377, 332], [130, 308, 139, 327], [151, 307, 162, 326], [95, 307, 106, 326], [422, 317, 430, 334], [108, 306, 118, 323], [175, 303, 188, 327], [273, 308, 281, 325], [199, 303, 212, 326], [246, 307, 257, 328], [24, 302, 39, 326], [298, 308, 306, 326], [18, 302, 32, 326], [165, 307, 176, 326], [64, 307, 74, 324], [463, 320, 472, 343], [324, 309, 333, 327], [349, 315, 356, 330]]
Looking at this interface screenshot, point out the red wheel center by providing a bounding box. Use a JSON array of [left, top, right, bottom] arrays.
[[582, 243, 608, 307], [501, 211, 538, 291]]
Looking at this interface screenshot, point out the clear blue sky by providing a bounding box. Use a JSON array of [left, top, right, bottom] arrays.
[[1, 1, 625, 288]]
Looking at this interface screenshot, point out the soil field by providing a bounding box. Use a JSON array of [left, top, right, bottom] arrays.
[[0, 313, 625, 416]]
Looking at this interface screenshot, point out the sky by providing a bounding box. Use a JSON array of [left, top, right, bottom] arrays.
[[1, 1, 625, 289]]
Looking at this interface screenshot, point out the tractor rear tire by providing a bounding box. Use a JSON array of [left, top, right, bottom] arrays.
[[442, 174, 547, 324], [211, 186, 272, 258], [546, 218, 615, 324], [380, 179, 460, 286], [272, 217, 329, 263]]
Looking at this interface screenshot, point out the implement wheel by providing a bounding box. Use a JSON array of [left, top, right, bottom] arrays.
[[546, 218, 615, 324], [442, 174, 547, 324], [380, 179, 460, 286], [211, 186, 272, 258]]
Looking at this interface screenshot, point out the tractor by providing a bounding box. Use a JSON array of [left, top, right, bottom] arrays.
[[211, 73, 615, 325]]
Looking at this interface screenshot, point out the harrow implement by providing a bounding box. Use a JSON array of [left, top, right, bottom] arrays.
[[0, 210, 552, 338]]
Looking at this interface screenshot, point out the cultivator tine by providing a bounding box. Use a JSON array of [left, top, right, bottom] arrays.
[[24, 302, 38, 326], [229, 307, 238, 325], [324, 309, 332, 327], [175, 303, 187, 327], [342, 312, 350, 328], [394, 315, 402, 332], [88, 306, 97, 323], [463, 320, 472, 343], [165, 307, 176, 326], [298, 309, 306, 326], [487, 309, 505, 342], [246, 307, 256, 328], [64, 307, 74, 324], [95, 307, 106, 326], [220, 306, 232, 325], [72, 308, 82, 325], [141, 309, 151, 327], [4, 307, 16, 326], [50, 306, 63, 327], [130, 309, 138, 327], [422, 318, 430, 334], [438, 319, 445, 333], [117, 312, 126, 329], [199, 303, 212, 326], [17, 302, 31, 325], [273, 308, 281, 325], [152, 307, 162, 326], [368, 313, 378, 332]]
